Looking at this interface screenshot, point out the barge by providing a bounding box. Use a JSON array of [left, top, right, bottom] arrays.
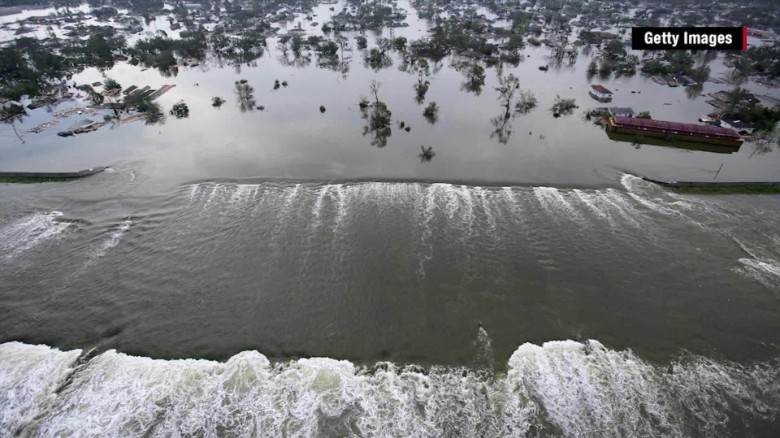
[[605, 130, 739, 154], [607, 116, 743, 147]]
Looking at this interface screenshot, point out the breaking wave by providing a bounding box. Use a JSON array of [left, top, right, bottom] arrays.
[[1, 340, 777, 437]]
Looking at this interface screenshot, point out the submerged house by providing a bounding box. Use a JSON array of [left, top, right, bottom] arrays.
[[609, 107, 634, 117], [720, 118, 755, 135], [590, 107, 635, 117], [589, 85, 613, 102]]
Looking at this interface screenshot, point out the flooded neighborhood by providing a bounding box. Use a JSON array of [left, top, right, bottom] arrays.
[[1, 0, 778, 184], [1, 1, 779, 437]]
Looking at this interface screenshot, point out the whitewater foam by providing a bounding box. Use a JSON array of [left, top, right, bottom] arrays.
[[90, 220, 133, 260], [229, 184, 255, 205], [0, 343, 81, 437], [0, 212, 72, 259], [533, 186, 583, 223], [3, 340, 777, 437]]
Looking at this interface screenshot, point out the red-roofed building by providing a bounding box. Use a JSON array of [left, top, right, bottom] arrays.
[[589, 85, 613, 102], [607, 116, 743, 147]]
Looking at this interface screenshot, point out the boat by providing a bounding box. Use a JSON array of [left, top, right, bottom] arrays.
[[607, 116, 743, 147]]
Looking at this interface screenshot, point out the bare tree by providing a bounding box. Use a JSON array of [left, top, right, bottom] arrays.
[[369, 80, 381, 104]]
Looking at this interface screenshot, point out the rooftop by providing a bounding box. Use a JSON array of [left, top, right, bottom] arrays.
[[590, 85, 612, 94], [612, 116, 741, 140]]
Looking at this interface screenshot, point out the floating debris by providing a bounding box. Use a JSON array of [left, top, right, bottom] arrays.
[[148, 84, 176, 100], [57, 119, 103, 137], [28, 107, 99, 133]]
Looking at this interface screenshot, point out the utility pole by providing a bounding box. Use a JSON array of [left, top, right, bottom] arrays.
[[713, 162, 724, 180]]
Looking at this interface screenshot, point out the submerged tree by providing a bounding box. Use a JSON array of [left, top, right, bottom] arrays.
[[103, 77, 121, 94], [169, 101, 189, 118], [89, 89, 105, 106], [490, 74, 537, 143], [587, 59, 598, 79], [398, 55, 431, 104], [423, 101, 439, 124], [685, 84, 703, 100], [551, 96, 578, 117], [461, 62, 486, 95], [1, 103, 27, 143], [361, 81, 392, 147], [496, 74, 521, 120], [144, 102, 165, 125], [419, 145, 435, 162], [414, 79, 430, 104], [364, 47, 392, 71], [490, 74, 519, 143], [515, 91, 538, 114], [212, 96, 226, 107], [490, 113, 513, 144], [234, 79, 255, 112], [102, 76, 123, 117], [124, 91, 155, 112]]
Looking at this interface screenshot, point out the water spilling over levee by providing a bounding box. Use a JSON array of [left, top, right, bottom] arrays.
[[176, 176, 780, 288], [1, 176, 779, 437], [1, 340, 778, 437]]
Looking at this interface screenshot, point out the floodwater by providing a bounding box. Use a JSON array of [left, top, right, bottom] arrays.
[[1, 1, 780, 437]]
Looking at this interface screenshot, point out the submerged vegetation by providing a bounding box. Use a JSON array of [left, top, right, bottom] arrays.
[[361, 81, 392, 148], [551, 96, 578, 117], [234, 79, 256, 112], [423, 102, 439, 124], [489, 74, 538, 143], [0, 0, 777, 150], [169, 101, 189, 119]]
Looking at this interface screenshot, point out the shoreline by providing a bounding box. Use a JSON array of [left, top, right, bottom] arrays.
[[0, 166, 106, 182], [642, 176, 780, 193]]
